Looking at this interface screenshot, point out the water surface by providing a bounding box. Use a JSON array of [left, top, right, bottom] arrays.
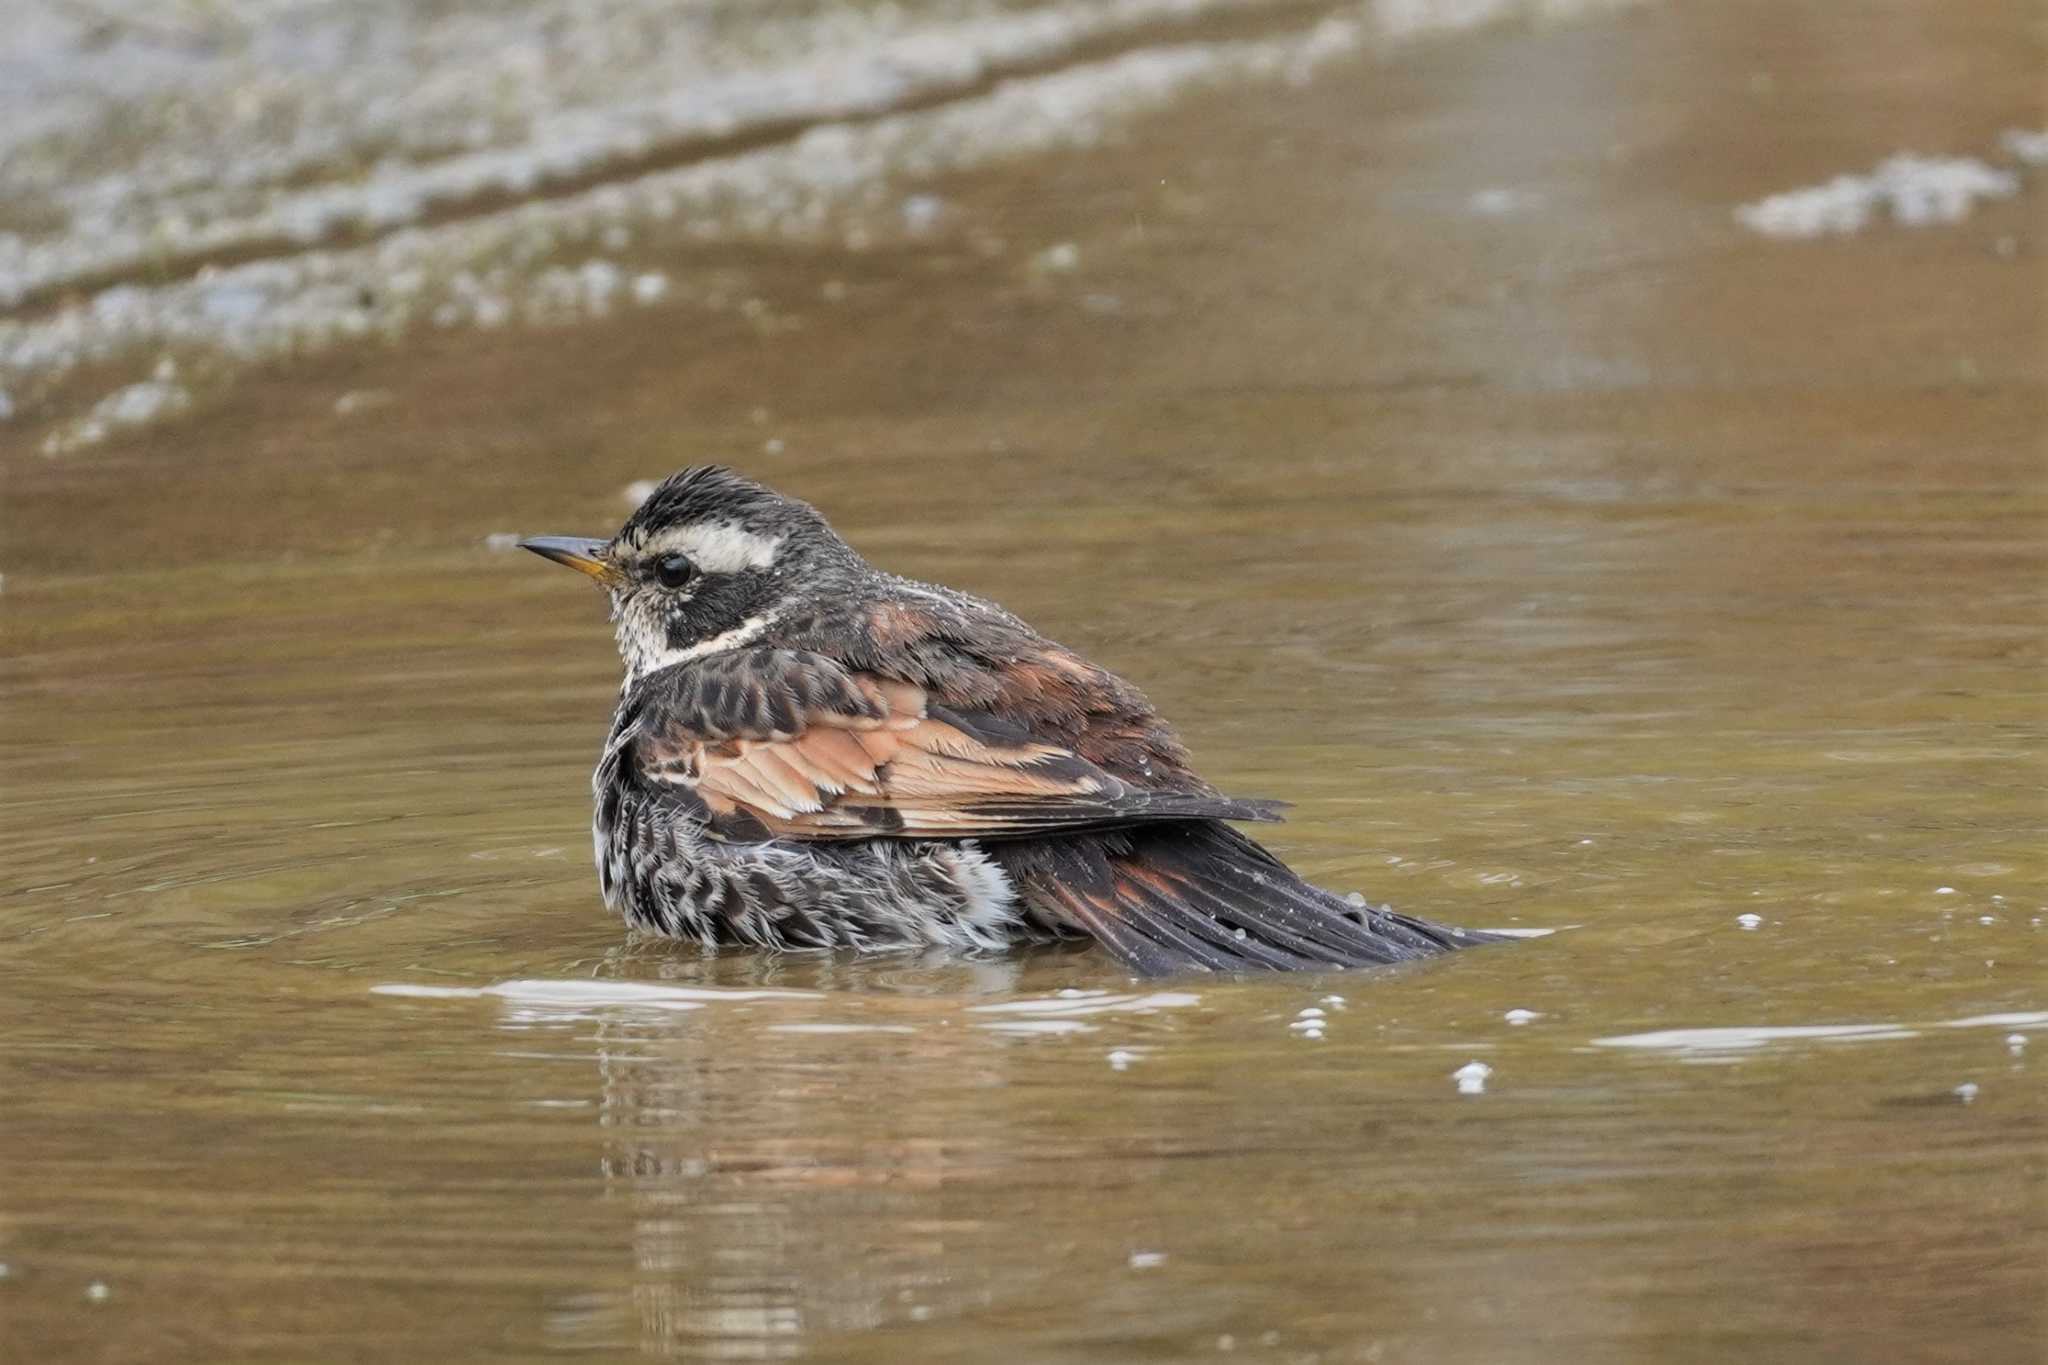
[[3, 1, 2044, 1361]]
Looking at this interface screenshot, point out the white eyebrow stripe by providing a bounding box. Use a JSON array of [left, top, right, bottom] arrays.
[[648, 521, 783, 574]]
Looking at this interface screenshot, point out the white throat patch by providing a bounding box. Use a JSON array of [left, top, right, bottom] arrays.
[[617, 607, 782, 684]]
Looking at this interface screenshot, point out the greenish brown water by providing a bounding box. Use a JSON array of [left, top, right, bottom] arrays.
[[3, 1, 2045, 1362]]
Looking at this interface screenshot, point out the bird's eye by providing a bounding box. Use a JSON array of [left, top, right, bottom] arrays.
[[653, 553, 695, 589]]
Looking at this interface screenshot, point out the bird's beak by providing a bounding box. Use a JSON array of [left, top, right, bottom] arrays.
[[519, 535, 618, 585]]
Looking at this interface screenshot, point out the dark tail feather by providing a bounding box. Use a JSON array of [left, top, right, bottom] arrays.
[[998, 822, 1504, 977]]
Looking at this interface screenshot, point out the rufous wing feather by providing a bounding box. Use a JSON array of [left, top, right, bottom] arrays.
[[627, 649, 1280, 841]]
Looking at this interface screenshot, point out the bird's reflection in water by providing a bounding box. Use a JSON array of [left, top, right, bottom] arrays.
[[539, 944, 1105, 1360]]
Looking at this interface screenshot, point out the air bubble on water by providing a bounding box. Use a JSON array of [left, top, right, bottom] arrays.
[[900, 194, 946, 234], [1954, 1082, 1979, 1103], [1107, 1049, 1137, 1071], [1321, 995, 1346, 1009], [1504, 1009, 1540, 1025], [483, 532, 521, 551], [334, 388, 393, 416], [2007, 1035, 2027, 1056], [1033, 241, 1080, 273], [1935, 887, 1957, 895], [1980, 916, 1996, 925], [631, 272, 669, 305], [85, 1281, 110, 1303], [1468, 187, 1537, 215], [1453, 1060, 1492, 1094], [1128, 1251, 1166, 1269], [1737, 913, 1763, 929], [1297, 1007, 1325, 1020]]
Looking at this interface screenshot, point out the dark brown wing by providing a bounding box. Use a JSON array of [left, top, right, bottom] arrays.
[[991, 824, 1495, 975], [622, 648, 1280, 842]]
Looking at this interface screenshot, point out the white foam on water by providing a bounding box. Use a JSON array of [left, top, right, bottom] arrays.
[[372, 978, 823, 1021], [1, 0, 1652, 441], [1593, 1023, 1923, 1055], [1370, 0, 1639, 40], [969, 990, 1202, 1018], [0, 0, 1281, 308], [39, 378, 191, 455], [371, 983, 484, 1000], [1736, 153, 2019, 239], [1452, 1059, 1492, 1094], [972, 989, 1199, 1035], [976, 1018, 1098, 1036], [1593, 1010, 2048, 1062], [1939, 1011, 2048, 1031], [765, 1022, 919, 1036], [2000, 128, 2048, 165]]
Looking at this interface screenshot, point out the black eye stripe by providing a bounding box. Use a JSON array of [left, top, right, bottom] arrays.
[[654, 553, 695, 589]]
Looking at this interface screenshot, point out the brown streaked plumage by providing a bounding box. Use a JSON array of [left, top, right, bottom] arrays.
[[523, 465, 1503, 976]]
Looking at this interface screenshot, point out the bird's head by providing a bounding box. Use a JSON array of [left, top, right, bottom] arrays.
[[523, 466, 860, 683]]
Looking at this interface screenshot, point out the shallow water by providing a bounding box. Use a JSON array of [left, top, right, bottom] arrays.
[[3, 0, 2045, 1361]]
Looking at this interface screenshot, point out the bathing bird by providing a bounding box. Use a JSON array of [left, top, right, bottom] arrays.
[[523, 466, 1498, 975]]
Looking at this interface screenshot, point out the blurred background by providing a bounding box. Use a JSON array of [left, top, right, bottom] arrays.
[[2, 1, 2043, 1362]]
